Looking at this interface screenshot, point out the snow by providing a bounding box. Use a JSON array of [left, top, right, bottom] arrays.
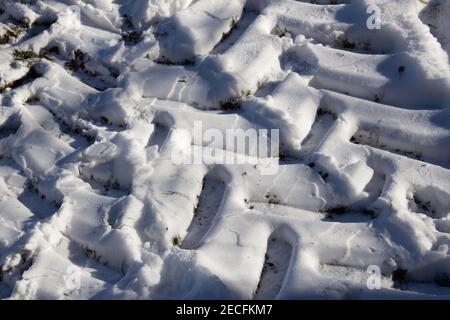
[[0, 0, 450, 300]]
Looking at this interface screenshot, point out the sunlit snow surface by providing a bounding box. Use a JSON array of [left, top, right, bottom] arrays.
[[0, 0, 450, 299]]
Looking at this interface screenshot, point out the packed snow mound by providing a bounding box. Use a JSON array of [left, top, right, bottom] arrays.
[[0, 0, 450, 299]]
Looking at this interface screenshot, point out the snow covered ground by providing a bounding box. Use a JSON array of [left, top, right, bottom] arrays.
[[0, 0, 450, 300]]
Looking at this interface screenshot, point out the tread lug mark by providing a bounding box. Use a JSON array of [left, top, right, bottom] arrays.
[[181, 170, 226, 250], [254, 231, 292, 300]]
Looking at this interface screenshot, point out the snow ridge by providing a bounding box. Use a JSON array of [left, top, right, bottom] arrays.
[[0, 0, 450, 299]]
